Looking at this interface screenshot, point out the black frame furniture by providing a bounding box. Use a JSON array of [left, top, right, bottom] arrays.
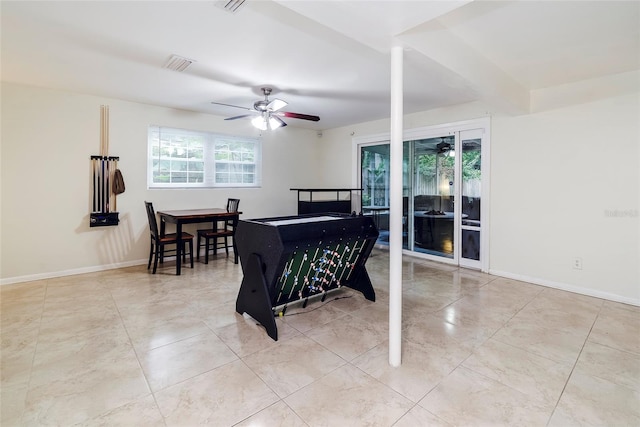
[[290, 188, 362, 215], [196, 198, 240, 264], [234, 213, 379, 340], [156, 208, 242, 275], [144, 201, 194, 274]]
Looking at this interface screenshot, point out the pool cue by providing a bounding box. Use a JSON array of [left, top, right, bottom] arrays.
[[100, 106, 104, 156], [91, 158, 95, 212], [96, 158, 102, 212], [101, 157, 106, 212], [105, 107, 110, 212], [96, 158, 100, 212], [99, 106, 105, 212], [95, 158, 100, 212], [100, 105, 107, 156], [91, 158, 94, 212], [105, 158, 110, 212], [105, 106, 109, 155], [113, 159, 118, 212]]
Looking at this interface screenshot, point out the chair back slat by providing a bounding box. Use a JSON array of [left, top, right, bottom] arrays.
[[144, 201, 160, 240], [225, 198, 240, 229], [227, 198, 240, 213]]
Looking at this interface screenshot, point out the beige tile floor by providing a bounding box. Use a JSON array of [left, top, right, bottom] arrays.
[[1, 249, 639, 426]]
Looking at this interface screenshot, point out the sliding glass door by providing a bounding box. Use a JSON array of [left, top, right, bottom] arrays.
[[361, 144, 391, 243], [411, 136, 456, 258], [357, 120, 489, 270], [459, 129, 483, 267], [361, 142, 410, 248]]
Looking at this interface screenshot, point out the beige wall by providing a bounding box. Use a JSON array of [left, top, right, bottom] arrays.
[[2, 82, 638, 305], [1, 83, 322, 282], [317, 96, 639, 305]]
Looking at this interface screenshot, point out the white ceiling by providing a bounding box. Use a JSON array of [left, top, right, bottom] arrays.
[[2, 0, 638, 130]]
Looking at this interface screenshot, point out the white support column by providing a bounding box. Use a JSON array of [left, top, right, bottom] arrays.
[[389, 44, 403, 367]]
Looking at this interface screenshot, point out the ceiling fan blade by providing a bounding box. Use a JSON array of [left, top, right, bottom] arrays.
[[211, 101, 253, 111], [277, 111, 320, 122], [267, 98, 287, 112], [225, 114, 255, 121], [271, 115, 287, 129]]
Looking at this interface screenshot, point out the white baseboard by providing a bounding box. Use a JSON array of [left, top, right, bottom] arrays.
[[4, 258, 637, 308], [489, 269, 640, 307], [0, 249, 237, 286], [0, 259, 148, 286]]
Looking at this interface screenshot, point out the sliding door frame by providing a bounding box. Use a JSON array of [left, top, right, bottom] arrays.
[[352, 117, 491, 272]]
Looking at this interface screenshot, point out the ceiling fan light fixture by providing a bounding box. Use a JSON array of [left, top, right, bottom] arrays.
[[251, 115, 268, 131], [253, 101, 267, 111], [212, 86, 319, 129], [251, 112, 286, 131]]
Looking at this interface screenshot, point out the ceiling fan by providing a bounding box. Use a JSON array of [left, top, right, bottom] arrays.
[[437, 140, 451, 154], [436, 136, 454, 155], [211, 87, 320, 130]]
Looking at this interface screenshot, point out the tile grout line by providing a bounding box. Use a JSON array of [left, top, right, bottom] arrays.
[[544, 300, 605, 426], [18, 279, 49, 426], [107, 285, 169, 427]]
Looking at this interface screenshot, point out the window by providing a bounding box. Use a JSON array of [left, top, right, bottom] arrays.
[[148, 126, 261, 188]]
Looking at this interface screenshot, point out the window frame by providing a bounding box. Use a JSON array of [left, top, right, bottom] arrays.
[[147, 126, 262, 189]]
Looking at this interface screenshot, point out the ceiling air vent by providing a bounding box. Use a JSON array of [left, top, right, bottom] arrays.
[[164, 55, 194, 72], [215, 0, 246, 13]]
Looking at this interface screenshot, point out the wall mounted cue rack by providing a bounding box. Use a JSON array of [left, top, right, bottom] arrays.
[[89, 105, 120, 227], [90, 155, 120, 227]]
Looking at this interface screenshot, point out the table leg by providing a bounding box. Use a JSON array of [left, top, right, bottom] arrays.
[[159, 219, 166, 263], [176, 222, 182, 275], [213, 220, 219, 255]]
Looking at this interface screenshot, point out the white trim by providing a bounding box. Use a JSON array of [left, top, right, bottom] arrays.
[[5, 258, 636, 307], [353, 117, 491, 271], [403, 117, 491, 140], [489, 269, 640, 307], [479, 121, 491, 273], [352, 132, 391, 146], [458, 123, 491, 273], [403, 248, 459, 266], [0, 259, 148, 286], [375, 249, 639, 307], [352, 136, 391, 213]]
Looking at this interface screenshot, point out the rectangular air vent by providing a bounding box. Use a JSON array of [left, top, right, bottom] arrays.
[[215, 0, 246, 13], [164, 55, 194, 72]]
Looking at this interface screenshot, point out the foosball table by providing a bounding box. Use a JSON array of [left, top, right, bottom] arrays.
[[234, 213, 379, 340]]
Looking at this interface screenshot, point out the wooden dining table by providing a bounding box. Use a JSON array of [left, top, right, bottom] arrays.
[[157, 208, 242, 275]]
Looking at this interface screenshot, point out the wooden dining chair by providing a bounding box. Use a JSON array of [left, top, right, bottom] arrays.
[[197, 198, 240, 264], [144, 201, 194, 274]]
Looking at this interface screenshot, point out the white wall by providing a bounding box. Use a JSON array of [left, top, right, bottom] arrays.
[[0, 83, 321, 282], [3, 82, 638, 305], [490, 93, 639, 304], [317, 96, 639, 305]]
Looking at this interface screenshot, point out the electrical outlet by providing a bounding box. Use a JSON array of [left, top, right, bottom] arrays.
[[573, 257, 583, 270]]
